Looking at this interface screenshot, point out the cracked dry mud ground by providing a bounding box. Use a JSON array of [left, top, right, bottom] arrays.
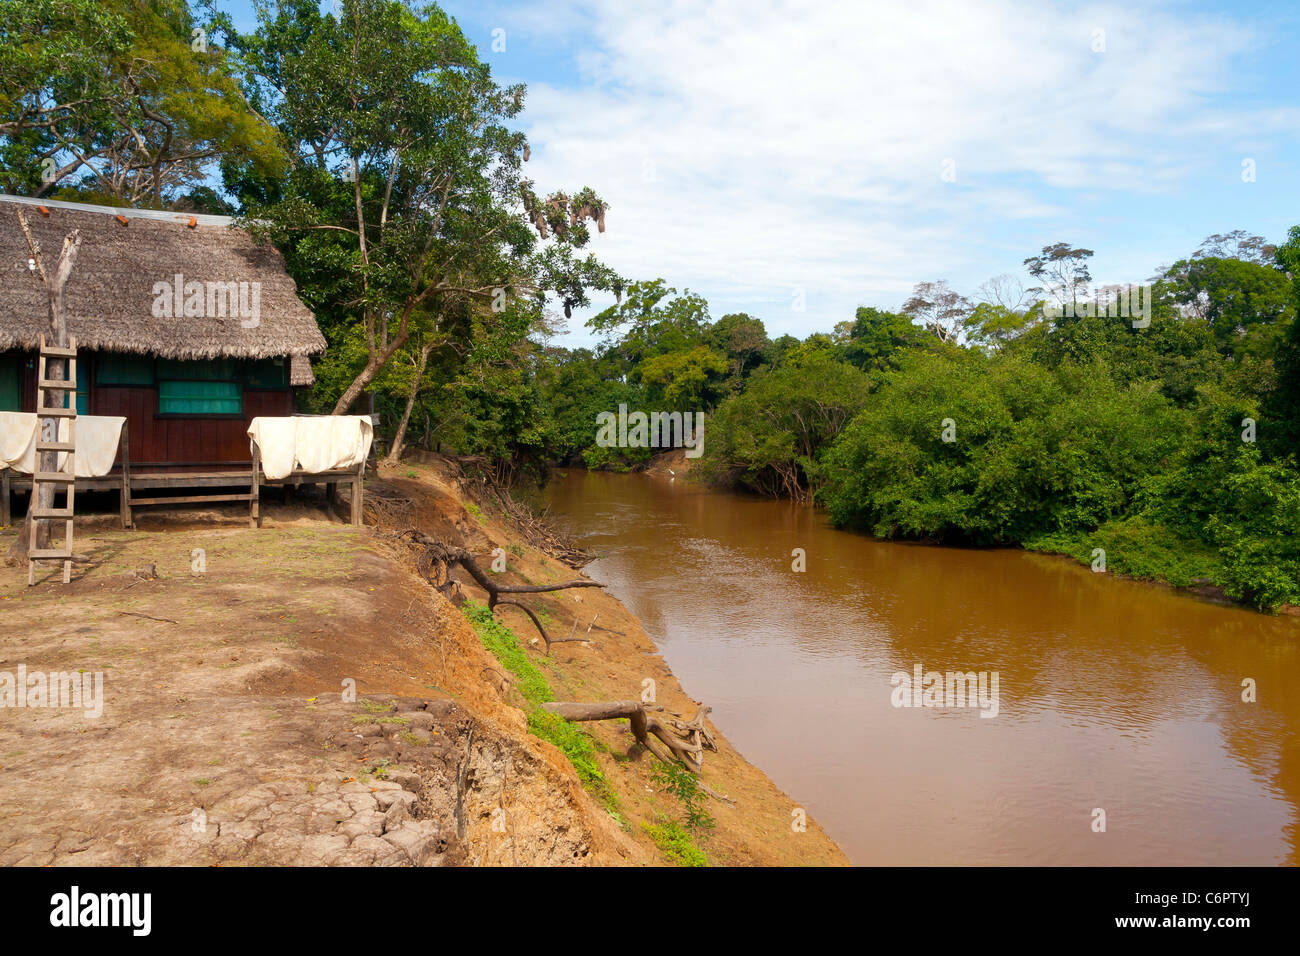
[[0, 517, 619, 866]]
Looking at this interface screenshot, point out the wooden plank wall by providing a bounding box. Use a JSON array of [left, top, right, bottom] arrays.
[[92, 386, 292, 466], [10, 350, 296, 468]]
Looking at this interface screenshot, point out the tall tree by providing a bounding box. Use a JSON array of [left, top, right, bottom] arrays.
[[1023, 242, 1094, 310], [223, 0, 619, 414], [706, 312, 770, 386], [901, 280, 971, 344], [0, 0, 281, 205], [1191, 230, 1276, 266], [839, 305, 928, 370], [1159, 255, 1294, 356], [587, 279, 711, 377]]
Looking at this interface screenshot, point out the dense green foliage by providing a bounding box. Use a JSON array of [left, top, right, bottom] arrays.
[[822, 353, 1185, 543], [1, 0, 619, 486], [0, 0, 281, 204], [4, 2, 1294, 611], [697, 351, 870, 499], [535, 237, 1300, 611], [217, 0, 620, 436]]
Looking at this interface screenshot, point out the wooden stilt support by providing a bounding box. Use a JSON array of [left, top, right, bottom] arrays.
[[119, 420, 132, 530], [351, 460, 363, 526], [249, 442, 261, 528]]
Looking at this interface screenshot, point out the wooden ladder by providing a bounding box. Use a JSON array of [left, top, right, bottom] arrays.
[[28, 335, 78, 585]]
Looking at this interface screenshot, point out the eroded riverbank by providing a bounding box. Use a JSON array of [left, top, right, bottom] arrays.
[[0, 459, 846, 866]]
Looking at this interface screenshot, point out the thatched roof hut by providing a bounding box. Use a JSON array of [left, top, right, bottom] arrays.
[[0, 194, 329, 471], [0, 194, 325, 385]]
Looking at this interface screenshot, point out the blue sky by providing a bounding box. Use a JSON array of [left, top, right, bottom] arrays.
[[224, 1, 1300, 347]]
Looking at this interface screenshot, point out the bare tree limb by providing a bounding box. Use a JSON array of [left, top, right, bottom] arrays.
[[398, 530, 603, 653], [541, 700, 719, 776]]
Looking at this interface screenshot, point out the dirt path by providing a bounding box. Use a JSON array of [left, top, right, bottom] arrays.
[[0, 515, 638, 865]]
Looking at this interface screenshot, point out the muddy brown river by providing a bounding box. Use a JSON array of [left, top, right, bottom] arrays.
[[541, 469, 1300, 865]]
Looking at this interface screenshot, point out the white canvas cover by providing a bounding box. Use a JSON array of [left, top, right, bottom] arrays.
[[0, 412, 125, 477], [247, 415, 373, 481]]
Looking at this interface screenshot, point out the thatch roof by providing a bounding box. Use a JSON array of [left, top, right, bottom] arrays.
[[0, 195, 326, 379], [288, 353, 313, 386]]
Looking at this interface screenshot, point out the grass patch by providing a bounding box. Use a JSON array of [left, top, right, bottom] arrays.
[[352, 714, 408, 725], [463, 603, 552, 707], [642, 818, 708, 867], [526, 709, 620, 816], [642, 759, 712, 865], [462, 601, 621, 820]]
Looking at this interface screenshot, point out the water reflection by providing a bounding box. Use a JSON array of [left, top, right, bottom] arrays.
[[542, 469, 1300, 865]]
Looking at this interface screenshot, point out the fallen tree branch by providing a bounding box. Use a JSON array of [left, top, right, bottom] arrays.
[[116, 610, 179, 625], [584, 615, 626, 637], [362, 485, 415, 529], [456, 458, 592, 567], [541, 700, 718, 775], [397, 529, 605, 654]]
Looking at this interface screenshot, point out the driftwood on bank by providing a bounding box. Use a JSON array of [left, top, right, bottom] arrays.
[[542, 700, 718, 773], [399, 529, 605, 653], [457, 457, 592, 568]]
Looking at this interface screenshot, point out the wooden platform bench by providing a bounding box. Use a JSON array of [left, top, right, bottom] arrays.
[[2, 455, 364, 530], [2, 419, 370, 530], [248, 440, 365, 528]]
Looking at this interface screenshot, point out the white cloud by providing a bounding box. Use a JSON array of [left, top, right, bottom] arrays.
[[510, 0, 1274, 341]]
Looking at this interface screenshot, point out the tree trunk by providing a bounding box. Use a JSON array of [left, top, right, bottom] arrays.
[[7, 215, 81, 565], [331, 358, 377, 414], [331, 323, 414, 414], [384, 342, 434, 466]]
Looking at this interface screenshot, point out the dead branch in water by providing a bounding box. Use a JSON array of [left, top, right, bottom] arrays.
[[398, 529, 605, 654], [541, 700, 718, 774]]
